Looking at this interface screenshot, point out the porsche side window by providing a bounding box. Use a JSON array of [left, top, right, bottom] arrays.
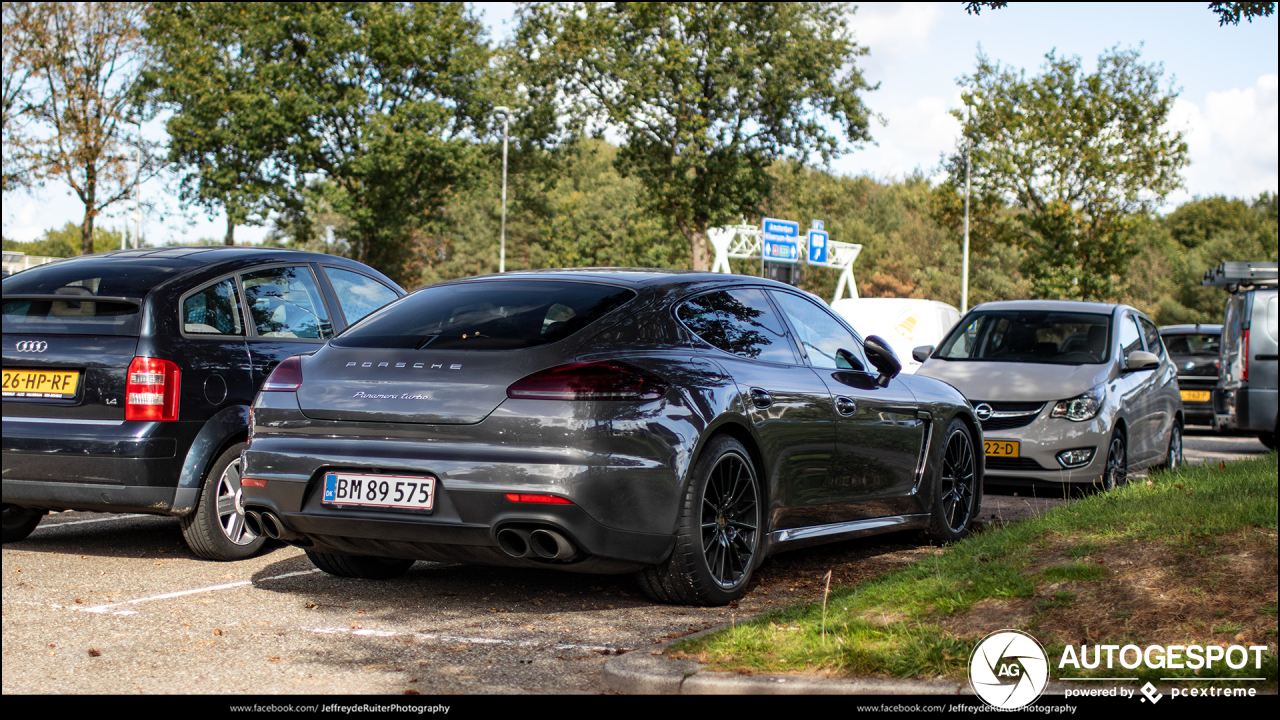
[[769, 290, 865, 370], [677, 288, 796, 364], [183, 278, 244, 336]]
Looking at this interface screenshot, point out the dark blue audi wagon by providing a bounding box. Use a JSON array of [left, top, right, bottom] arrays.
[[2, 246, 403, 559]]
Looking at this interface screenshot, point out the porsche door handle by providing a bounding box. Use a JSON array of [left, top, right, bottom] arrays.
[[835, 396, 857, 416], [749, 387, 773, 409]]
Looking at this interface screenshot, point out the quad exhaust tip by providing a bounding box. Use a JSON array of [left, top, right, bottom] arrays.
[[497, 526, 578, 561]]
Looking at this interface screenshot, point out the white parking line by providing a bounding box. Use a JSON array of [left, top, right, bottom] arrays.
[[78, 568, 321, 614], [311, 626, 626, 653], [40, 514, 148, 528]]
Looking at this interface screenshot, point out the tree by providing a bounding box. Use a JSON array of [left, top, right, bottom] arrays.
[[962, 2, 1277, 25], [3, 2, 44, 193], [945, 48, 1189, 300], [142, 3, 492, 283], [512, 2, 876, 271], [143, 3, 292, 245], [15, 3, 163, 256]]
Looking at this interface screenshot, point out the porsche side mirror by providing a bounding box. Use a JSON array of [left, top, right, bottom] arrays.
[[1124, 350, 1160, 372], [912, 345, 934, 363], [863, 335, 902, 387]]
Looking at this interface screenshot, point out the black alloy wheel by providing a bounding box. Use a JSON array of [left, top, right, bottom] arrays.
[[1102, 430, 1128, 490], [636, 435, 761, 606], [925, 419, 980, 542], [700, 449, 760, 590]]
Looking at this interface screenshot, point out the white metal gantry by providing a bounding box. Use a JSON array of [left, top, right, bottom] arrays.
[[708, 223, 863, 304]]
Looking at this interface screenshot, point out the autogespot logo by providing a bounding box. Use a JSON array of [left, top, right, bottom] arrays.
[[970, 629, 1050, 709]]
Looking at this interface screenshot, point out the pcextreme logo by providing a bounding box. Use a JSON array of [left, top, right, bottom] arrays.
[[969, 629, 1050, 709]]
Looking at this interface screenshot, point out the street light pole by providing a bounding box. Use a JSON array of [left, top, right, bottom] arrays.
[[961, 101, 975, 314], [495, 106, 510, 273]]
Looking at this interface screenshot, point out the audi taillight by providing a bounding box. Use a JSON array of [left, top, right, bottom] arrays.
[[262, 356, 304, 392], [506, 361, 667, 401], [126, 357, 180, 421]]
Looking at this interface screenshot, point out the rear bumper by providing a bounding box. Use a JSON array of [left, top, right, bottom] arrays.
[[1215, 388, 1277, 433], [1, 417, 198, 514], [2, 479, 194, 515], [243, 480, 673, 573]]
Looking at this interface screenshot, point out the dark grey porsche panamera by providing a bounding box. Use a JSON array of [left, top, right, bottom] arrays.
[[240, 270, 982, 605]]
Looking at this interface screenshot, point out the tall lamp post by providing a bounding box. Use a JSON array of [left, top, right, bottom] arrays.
[[494, 106, 510, 273], [961, 97, 980, 314]]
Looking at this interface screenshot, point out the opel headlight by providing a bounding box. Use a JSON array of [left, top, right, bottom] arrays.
[[1050, 383, 1105, 422]]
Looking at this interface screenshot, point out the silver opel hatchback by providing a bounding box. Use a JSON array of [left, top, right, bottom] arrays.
[[914, 300, 1184, 489]]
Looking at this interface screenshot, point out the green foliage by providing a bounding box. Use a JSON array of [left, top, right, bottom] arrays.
[[143, 2, 493, 286], [143, 2, 293, 245], [3, 222, 127, 256], [948, 47, 1189, 301], [512, 2, 876, 271]]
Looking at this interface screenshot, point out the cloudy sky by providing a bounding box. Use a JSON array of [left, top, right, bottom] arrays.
[[4, 1, 1276, 246]]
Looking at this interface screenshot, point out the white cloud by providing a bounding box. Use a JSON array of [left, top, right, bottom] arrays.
[[835, 93, 962, 180], [850, 2, 942, 58], [1169, 73, 1278, 202]]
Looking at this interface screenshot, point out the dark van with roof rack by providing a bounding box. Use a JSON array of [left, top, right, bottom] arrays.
[[2, 247, 403, 558]]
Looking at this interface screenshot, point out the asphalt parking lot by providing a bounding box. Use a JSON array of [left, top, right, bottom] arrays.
[[2, 432, 1270, 695]]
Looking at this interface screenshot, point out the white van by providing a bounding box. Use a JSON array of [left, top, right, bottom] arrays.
[[830, 298, 961, 374]]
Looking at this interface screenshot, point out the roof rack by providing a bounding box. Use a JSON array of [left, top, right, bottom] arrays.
[[1201, 261, 1278, 291]]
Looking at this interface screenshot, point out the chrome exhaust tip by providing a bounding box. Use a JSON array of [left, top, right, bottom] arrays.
[[260, 512, 283, 540], [244, 510, 264, 538]]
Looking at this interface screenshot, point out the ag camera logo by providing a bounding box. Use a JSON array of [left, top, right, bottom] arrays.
[[970, 629, 1050, 709]]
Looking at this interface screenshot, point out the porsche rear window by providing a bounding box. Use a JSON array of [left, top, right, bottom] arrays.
[[332, 280, 636, 350]]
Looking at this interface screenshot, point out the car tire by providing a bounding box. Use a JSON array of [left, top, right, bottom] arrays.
[[180, 442, 267, 560], [2, 504, 46, 543], [305, 550, 415, 579], [923, 419, 981, 543], [1101, 429, 1128, 490], [1259, 431, 1275, 450], [636, 435, 762, 606], [1159, 421, 1184, 471]]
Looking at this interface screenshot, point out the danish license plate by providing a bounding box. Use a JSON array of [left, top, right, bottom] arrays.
[[322, 472, 435, 511], [984, 440, 1020, 457], [2, 368, 80, 399], [1180, 390, 1211, 403]]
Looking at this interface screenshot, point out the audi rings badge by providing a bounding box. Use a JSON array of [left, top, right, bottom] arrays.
[[16, 340, 48, 353]]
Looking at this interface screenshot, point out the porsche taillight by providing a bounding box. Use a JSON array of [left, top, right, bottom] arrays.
[[126, 357, 181, 421], [506, 361, 667, 401]]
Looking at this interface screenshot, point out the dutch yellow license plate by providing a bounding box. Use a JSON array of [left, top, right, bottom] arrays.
[[1, 368, 81, 399], [1180, 390, 1211, 403], [984, 440, 1020, 457]]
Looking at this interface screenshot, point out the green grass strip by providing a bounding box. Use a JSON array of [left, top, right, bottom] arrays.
[[673, 452, 1278, 683]]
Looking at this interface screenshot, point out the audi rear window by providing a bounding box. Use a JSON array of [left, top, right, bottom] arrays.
[[332, 280, 636, 350], [2, 262, 180, 336]]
